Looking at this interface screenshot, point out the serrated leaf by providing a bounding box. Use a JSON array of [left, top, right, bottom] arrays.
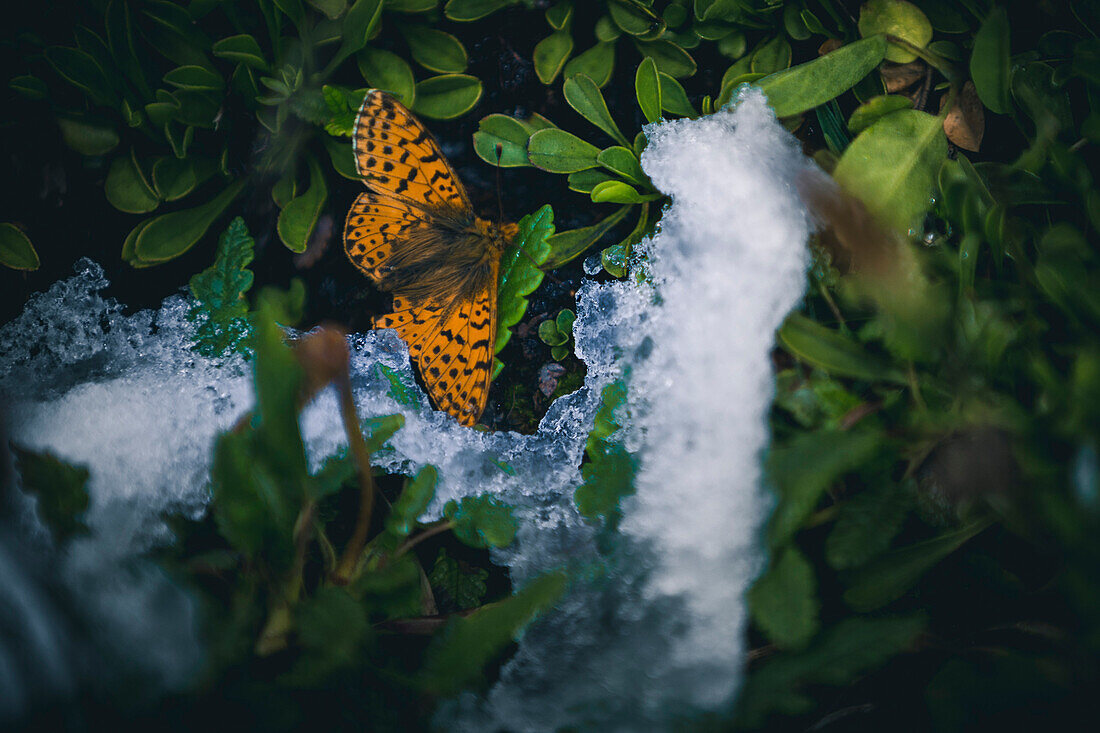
[[444, 494, 519, 549], [421, 571, 568, 694], [749, 546, 820, 649], [12, 445, 90, 542], [495, 204, 554, 354], [428, 548, 488, 610], [187, 217, 255, 357]]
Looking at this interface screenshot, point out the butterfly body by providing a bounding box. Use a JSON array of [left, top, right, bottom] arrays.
[[344, 91, 515, 425]]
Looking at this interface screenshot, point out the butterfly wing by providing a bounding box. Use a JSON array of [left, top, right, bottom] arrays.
[[344, 191, 435, 283], [375, 259, 499, 425], [353, 90, 472, 214]]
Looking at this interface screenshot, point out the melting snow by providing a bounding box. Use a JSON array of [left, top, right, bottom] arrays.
[[0, 88, 814, 729]]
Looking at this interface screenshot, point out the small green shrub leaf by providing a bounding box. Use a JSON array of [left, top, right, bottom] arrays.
[[779, 313, 903, 383], [473, 114, 535, 167], [163, 64, 224, 91], [970, 6, 1011, 114], [635, 39, 697, 78], [833, 109, 948, 233], [658, 72, 696, 117], [357, 47, 416, 106], [212, 34, 269, 70], [57, 116, 119, 156], [402, 26, 468, 74], [533, 31, 573, 85], [105, 150, 161, 214], [635, 57, 662, 123], [608, 0, 664, 37], [563, 42, 615, 87], [757, 35, 889, 119], [751, 35, 793, 75], [0, 224, 40, 271], [277, 154, 327, 253], [597, 146, 647, 186], [134, 179, 246, 263], [412, 74, 482, 119], [527, 128, 601, 173], [543, 205, 630, 269], [858, 0, 933, 63], [445, 0, 514, 22], [590, 180, 660, 204], [847, 94, 913, 133], [428, 548, 488, 610], [385, 465, 438, 539], [563, 74, 629, 146]]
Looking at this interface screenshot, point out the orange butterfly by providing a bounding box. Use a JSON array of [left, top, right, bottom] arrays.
[[344, 90, 517, 426]]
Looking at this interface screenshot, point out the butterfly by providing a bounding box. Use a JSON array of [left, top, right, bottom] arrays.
[[344, 90, 517, 426]]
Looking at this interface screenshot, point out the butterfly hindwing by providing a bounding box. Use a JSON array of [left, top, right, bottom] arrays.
[[353, 90, 472, 213], [344, 191, 435, 282]]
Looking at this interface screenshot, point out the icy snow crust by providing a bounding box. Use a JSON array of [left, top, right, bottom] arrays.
[[0, 89, 813, 729]]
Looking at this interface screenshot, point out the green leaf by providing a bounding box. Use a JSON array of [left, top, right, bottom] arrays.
[[385, 465, 438, 538], [402, 26, 468, 74], [277, 154, 327, 253], [847, 93, 913, 133], [590, 180, 660, 204], [308, 0, 348, 18], [779, 313, 904, 383], [842, 517, 994, 611], [749, 546, 820, 650], [357, 47, 416, 106], [473, 114, 535, 167], [608, 0, 664, 37], [444, 0, 513, 22], [444, 494, 519, 549], [538, 318, 568, 346], [534, 31, 573, 85], [187, 217, 255, 358], [575, 440, 636, 520], [597, 146, 647, 187], [826, 480, 913, 570], [10, 74, 47, 100], [0, 224, 40, 271], [970, 6, 1011, 114], [565, 168, 617, 194], [635, 57, 662, 124], [212, 34, 269, 71], [595, 15, 621, 42], [133, 179, 246, 264], [527, 128, 601, 173], [332, 0, 384, 67], [56, 116, 119, 156], [412, 74, 483, 119], [428, 548, 488, 610], [385, 0, 437, 11], [422, 570, 567, 694], [496, 204, 554, 353], [105, 150, 160, 214], [12, 446, 90, 542], [858, 0, 933, 64], [757, 35, 889, 119], [45, 46, 116, 105], [286, 587, 369, 685], [152, 156, 205, 201], [545, 0, 573, 29], [751, 35, 793, 75], [833, 109, 948, 233], [767, 429, 883, 546], [543, 206, 630, 269], [737, 615, 925, 727], [163, 64, 224, 91], [658, 72, 696, 117], [563, 42, 615, 87], [563, 74, 630, 147], [322, 134, 362, 180], [635, 39, 697, 78]]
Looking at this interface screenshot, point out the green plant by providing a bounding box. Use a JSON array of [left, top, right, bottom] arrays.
[[537, 308, 575, 360]]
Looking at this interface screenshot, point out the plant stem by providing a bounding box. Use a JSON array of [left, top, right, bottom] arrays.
[[332, 371, 378, 585], [393, 520, 455, 560]]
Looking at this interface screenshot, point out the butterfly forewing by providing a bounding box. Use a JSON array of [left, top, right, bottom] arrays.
[[348, 91, 504, 426], [353, 90, 472, 213]]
